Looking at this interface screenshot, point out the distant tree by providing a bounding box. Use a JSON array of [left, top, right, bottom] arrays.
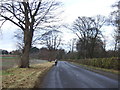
[[39, 30, 62, 50], [64, 51, 77, 60], [38, 47, 65, 60], [67, 38, 77, 52], [38, 47, 55, 60], [39, 29, 63, 60], [106, 50, 118, 57], [56, 49, 65, 59], [2, 50, 8, 55], [72, 15, 106, 58], [14, 29, 24, 49], [0, 0, 62, 68], [30, 47, 39, 53], [110, 1, 120, 57], [38, 47, 50, 60], [10, 50, 21, 55]]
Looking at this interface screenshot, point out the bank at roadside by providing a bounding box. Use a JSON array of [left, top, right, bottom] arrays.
[[64, 57, 119, 80], [2, 62, 54, 88]]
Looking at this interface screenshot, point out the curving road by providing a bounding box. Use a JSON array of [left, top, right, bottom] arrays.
[[41, 61, 119, 88]]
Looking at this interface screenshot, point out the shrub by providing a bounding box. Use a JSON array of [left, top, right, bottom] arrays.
[[75, 57, 119, 70]]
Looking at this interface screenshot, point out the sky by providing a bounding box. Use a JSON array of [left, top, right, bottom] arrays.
[[0, 0, 118, 52]]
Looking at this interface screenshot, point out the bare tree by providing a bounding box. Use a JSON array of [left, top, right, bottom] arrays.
[[67, 38, 77, 52], [72, 15, 106, 58], [0, 0, 62, 68], [40, 30, 62, 50], [110, 1, 120, 54], [37, 29, 63, 60], [14, 29, 24, 51]]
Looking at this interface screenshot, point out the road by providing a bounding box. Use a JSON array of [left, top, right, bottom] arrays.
[[41, 61, 119, 88]]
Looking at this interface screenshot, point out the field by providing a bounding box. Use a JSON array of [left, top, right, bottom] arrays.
[[1, 55, 48, 70], [2, 58, 19, 70], [0, 55, 19, 71]]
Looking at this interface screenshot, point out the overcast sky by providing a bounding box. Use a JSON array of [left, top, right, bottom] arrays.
[[0, 0, 117, 52]]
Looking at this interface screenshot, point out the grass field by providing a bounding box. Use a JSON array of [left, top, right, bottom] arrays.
[[0, 55, 18, 59], [1, 55, 48, 70], [2, 58, 19, 70], [0, 57, 17, 59]]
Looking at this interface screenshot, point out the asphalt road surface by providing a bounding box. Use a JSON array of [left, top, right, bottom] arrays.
[[41, 61, 119, 88]]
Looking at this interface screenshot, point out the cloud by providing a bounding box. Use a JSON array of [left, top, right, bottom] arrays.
[[62, 0, 116, 23], [0, 0, 117, 51], [0, 22, 18, 51]]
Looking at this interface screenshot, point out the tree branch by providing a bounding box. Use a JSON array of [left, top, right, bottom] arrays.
[[0, 14, 24, 30]]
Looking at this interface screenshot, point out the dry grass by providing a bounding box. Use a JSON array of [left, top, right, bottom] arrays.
[[2, 62, 54, 88], [71, 62, 119, 75]]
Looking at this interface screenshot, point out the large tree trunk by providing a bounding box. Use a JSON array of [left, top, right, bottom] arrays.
[[89, 39, 96, 58], [19, 30, 33, 68], [19, 2, 33, 68]]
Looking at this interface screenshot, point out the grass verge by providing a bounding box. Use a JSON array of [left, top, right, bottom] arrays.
[[70, 61, 119, 75], [2, 62, 54, 88], [70, 62, 119, 80]]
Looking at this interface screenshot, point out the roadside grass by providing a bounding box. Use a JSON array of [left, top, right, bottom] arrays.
[[71, 62, 119, 75], [1, 71, 13, 75], [66, 57, 119, 75], [2, 62, 54, 88]]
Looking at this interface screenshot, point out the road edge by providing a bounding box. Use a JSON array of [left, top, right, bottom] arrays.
[[69, 61, 119, 81], [33, 64, 54, 88]]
